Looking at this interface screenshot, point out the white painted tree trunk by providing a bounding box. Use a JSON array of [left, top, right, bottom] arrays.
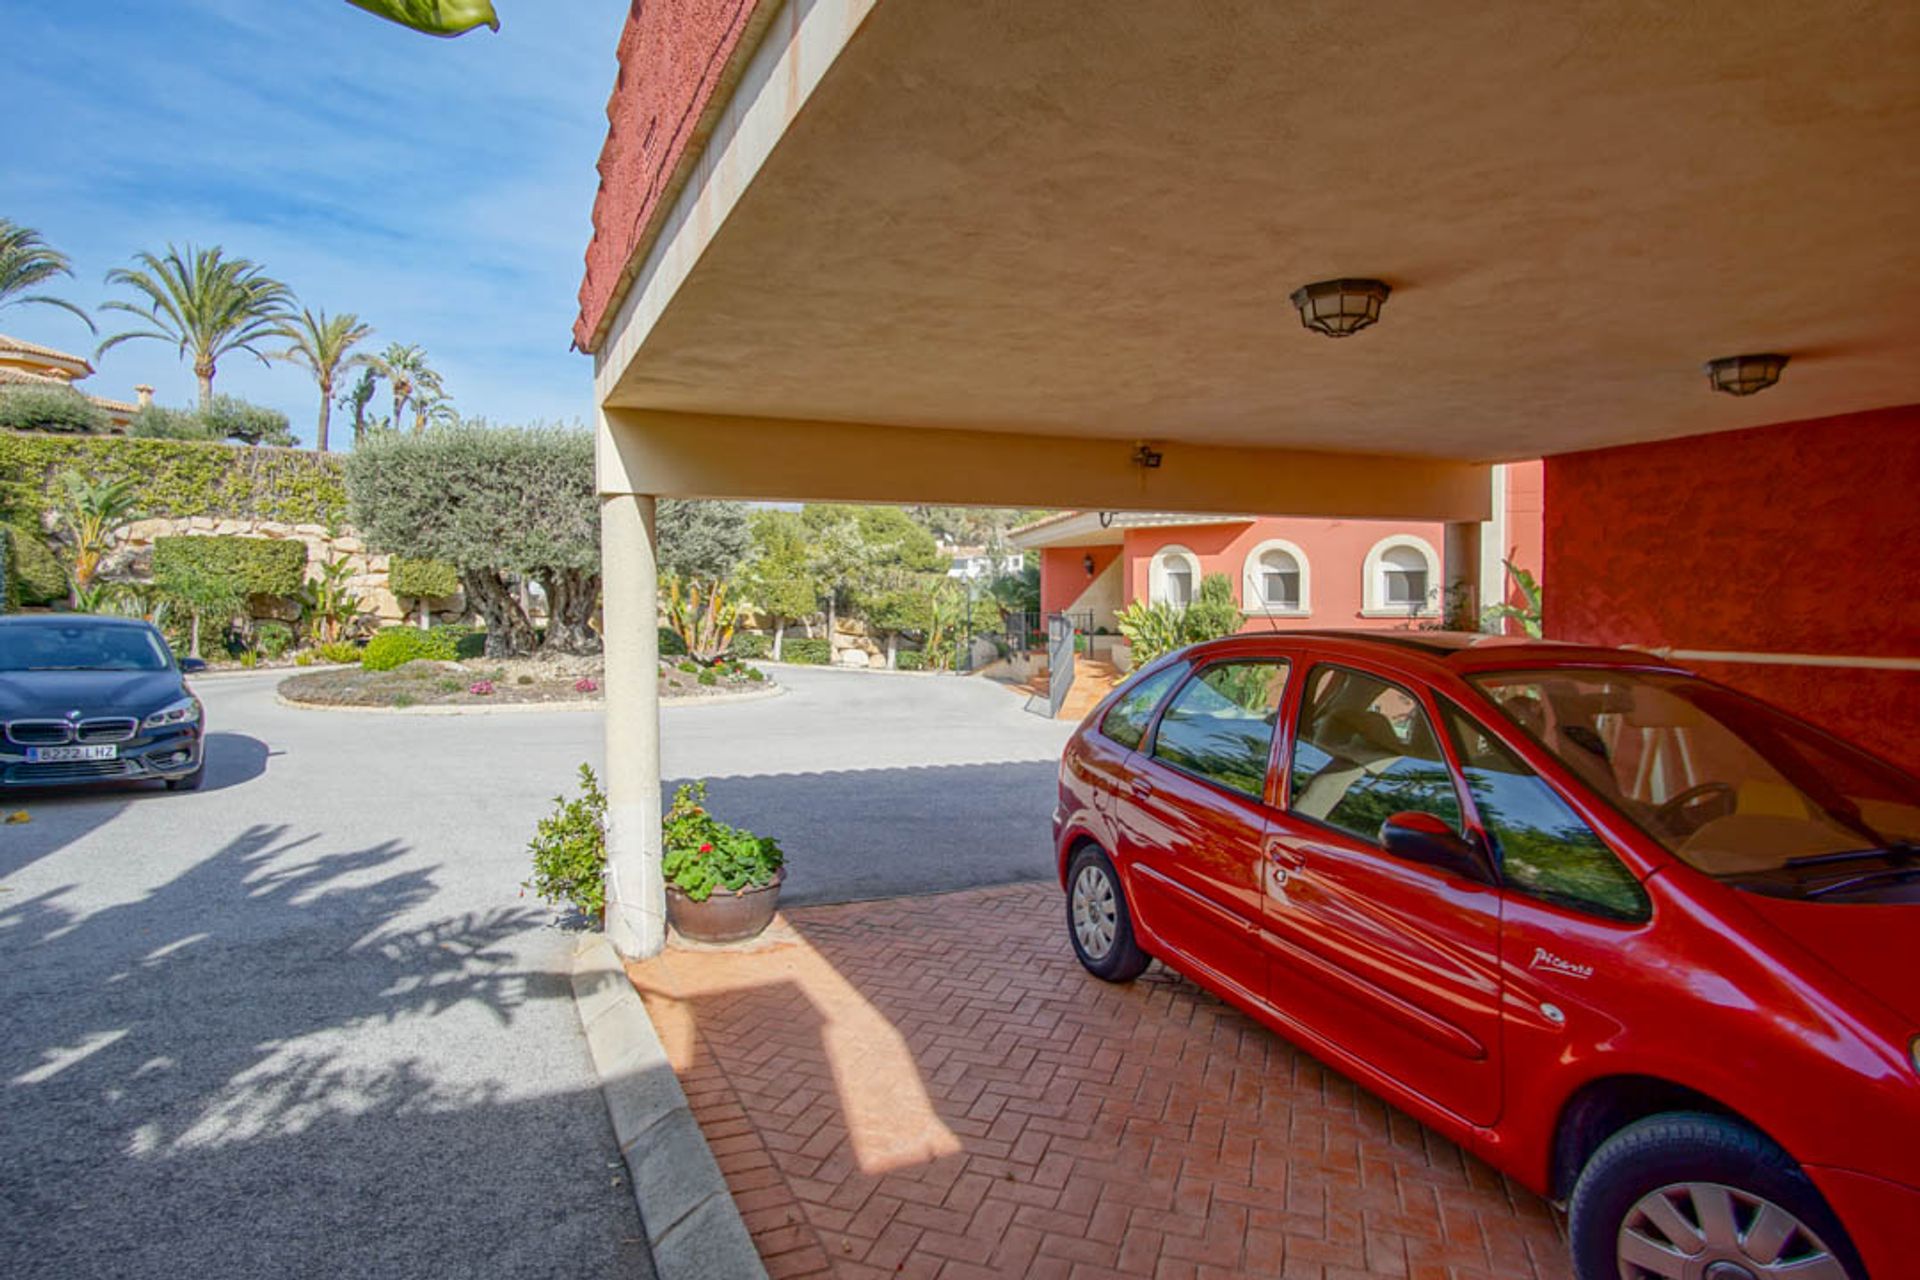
[[772, 619, 785, 660]]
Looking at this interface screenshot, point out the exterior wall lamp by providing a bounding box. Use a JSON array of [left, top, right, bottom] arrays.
[[1289, 278, 1391, 338], [1132, 444, 1163, 469], [1083, 554, 1096, 577], [1705, 354, 1788, 396]]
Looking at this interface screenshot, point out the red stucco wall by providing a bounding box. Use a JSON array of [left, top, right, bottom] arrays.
[[1041, 545, 1121, 615], [1545, 404, 1920, 772], [575, 0, 762, 350]]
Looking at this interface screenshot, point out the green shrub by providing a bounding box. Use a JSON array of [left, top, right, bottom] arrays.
[[0, 433, 348, 525], [429, 623, 485, 659], [661, 780, 783, 902], [782, 637, 830, 665], [747, 667, 765, 682], [129, 404, 220, 441], [199, 396, 296, 448], [895, 649, 926, 671], [254, 621, 295, 660], [316, 639, 362, 664], [697, 668, 717, 686], [0, 384, 109, 434], [389, 555, 460, 600], [729, 631, 772, 659], [1115, 572, 1246, 669], [524, 764, 607, 919], [677, 659, 699, 674], [658, 626, 686, 656], [152, 535, 308, 598], [361, 625, 457, 671]]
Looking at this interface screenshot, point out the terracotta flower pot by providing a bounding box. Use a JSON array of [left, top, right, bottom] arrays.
[[665, 868, 785, 944]]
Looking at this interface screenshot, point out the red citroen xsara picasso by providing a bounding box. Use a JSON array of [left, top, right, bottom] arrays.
[[1055, 631, 1919, 1280]]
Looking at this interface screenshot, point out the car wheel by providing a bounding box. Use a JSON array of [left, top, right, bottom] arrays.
[[165, 762, 206, 792], [1568, 1111, 1863, 1280], [1065, 845, 1150, 983]]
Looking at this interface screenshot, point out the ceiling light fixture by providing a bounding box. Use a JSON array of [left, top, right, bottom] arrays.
[[1289, 278, 1391, 338], [1705, 354, 1788, 396], [1132, 444, 1163, 469]]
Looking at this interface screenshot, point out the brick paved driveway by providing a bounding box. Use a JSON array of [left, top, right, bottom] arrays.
[[628, 883, 1571, 1280]]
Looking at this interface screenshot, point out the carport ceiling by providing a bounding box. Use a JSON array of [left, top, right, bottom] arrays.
[[601, 0, 1920, 461]]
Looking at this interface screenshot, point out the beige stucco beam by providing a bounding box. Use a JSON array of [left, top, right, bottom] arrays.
[[597, 408, 1491, 522]]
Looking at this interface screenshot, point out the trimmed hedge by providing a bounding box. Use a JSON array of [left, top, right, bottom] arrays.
[[362, 625, 457, 671], [728, 631, 772, 660], [388, 555, 460, 600], [3, 520, 66, 606], [433, 623, 486, 659], [0, 431, 348, 525], [0, 525, 15, 613], [153, 535, 308, 597], [782, 637, 830, 665], [895, 649, 926, 671]]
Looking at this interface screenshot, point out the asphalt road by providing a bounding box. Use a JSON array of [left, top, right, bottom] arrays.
[[0, 663, 1072, 1279]]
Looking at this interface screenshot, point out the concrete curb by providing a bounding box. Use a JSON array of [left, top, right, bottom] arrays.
[[571, 933, 768, 1280], [273, 683, 786, 716]]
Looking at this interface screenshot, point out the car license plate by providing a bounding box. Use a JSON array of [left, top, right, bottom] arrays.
[[26, 744, 118, 763]]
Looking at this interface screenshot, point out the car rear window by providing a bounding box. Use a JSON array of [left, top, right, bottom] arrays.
[[1100, 664, 1185, 751], [1149, 660, 1290, 798]]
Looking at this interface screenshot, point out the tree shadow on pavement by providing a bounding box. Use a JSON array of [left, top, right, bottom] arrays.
[[0, 823, 650, 1280], [666, 759, 1062, 906]]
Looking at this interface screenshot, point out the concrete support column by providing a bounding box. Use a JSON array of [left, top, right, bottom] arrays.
[[600, 491, 665, 959], [1443, 520, 1483, 631]]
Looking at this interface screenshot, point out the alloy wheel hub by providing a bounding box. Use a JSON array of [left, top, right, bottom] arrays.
[[1617, 1182, 1847, 1280], [1070, 865, 1117, 960]]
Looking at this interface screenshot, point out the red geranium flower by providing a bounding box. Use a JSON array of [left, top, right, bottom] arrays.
[[699, 842, 713, 853]]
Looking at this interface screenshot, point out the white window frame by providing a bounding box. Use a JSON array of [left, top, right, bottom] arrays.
[[1241, 538, 1310, 616], [1361, 535, 1441, 617], [1148, 543, 1203, 607]]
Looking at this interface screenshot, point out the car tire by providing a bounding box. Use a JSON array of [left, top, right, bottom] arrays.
[[1568, 1110, 1864, 1280], [165, 762, 206, 792], [1065, 845, 1151, 983]]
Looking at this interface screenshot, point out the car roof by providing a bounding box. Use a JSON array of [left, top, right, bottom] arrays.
[[0, 613, 155, 629], [1180, 629, 1690, 680]]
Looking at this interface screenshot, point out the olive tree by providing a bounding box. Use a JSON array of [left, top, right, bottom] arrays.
[[657, 499, 752, 583], [346, 422, 599, 657]]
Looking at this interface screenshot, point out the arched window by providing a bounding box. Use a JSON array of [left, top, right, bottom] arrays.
[[1241, 539, 1310, 615], [1362, 535, 1441, 615], [1148, 544, 1201, 607]]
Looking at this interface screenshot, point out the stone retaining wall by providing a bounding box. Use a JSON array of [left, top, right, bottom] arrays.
[[104, 516, 466, 628]]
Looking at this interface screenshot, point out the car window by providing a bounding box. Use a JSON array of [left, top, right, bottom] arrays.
[[1100, 664, 1186, 751], [1443, 704, 1650, 922], [1148, 660, 1290, 798], [1288, 665, 1462, 841]]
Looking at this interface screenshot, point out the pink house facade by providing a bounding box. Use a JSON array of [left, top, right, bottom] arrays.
[[1013, 461, 1542, 636]]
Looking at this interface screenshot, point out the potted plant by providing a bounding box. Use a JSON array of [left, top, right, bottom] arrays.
[[662, 781, 785, 943]]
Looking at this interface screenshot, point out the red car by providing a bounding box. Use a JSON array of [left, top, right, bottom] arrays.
[[1055, 631, 1919, 1280]]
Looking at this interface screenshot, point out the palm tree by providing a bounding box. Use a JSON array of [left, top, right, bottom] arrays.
[[409, 376, 454, 432], [277, 308, 373, 452], [98, 244, 293, 409], [370, 342, 435, 431], [337, 367, 382, 444], [51, 471, 140, 600], [0, 219, 94, 331]]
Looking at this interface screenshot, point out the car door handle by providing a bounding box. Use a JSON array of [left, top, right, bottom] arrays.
[[1128, 778, 1155, 800], [1265, 840, 1305, 869]]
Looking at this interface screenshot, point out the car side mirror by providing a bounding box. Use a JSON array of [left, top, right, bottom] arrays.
[[1380, 811, 1490, 883], [179, 657, 208, 674]]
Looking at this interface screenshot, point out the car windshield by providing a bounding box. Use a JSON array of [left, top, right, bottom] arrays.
[[0, 624, 172, 673], [1472, 669, 1920, 895]]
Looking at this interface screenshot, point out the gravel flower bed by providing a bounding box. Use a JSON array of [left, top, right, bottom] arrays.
[[278, 656, 769, 709]]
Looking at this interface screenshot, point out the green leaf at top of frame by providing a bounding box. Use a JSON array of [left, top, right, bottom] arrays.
[[345, 0, 500, 37]]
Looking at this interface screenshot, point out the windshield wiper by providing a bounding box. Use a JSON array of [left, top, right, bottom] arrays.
[[1804, 866, 1920, 901], [1785, 841, 1920, 870]]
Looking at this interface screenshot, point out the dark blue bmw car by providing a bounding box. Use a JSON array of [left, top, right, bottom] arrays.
[[0, 615, 208, 791]]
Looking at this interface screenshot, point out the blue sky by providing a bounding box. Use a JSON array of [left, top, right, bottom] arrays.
[[1, 0, 626, 445]]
